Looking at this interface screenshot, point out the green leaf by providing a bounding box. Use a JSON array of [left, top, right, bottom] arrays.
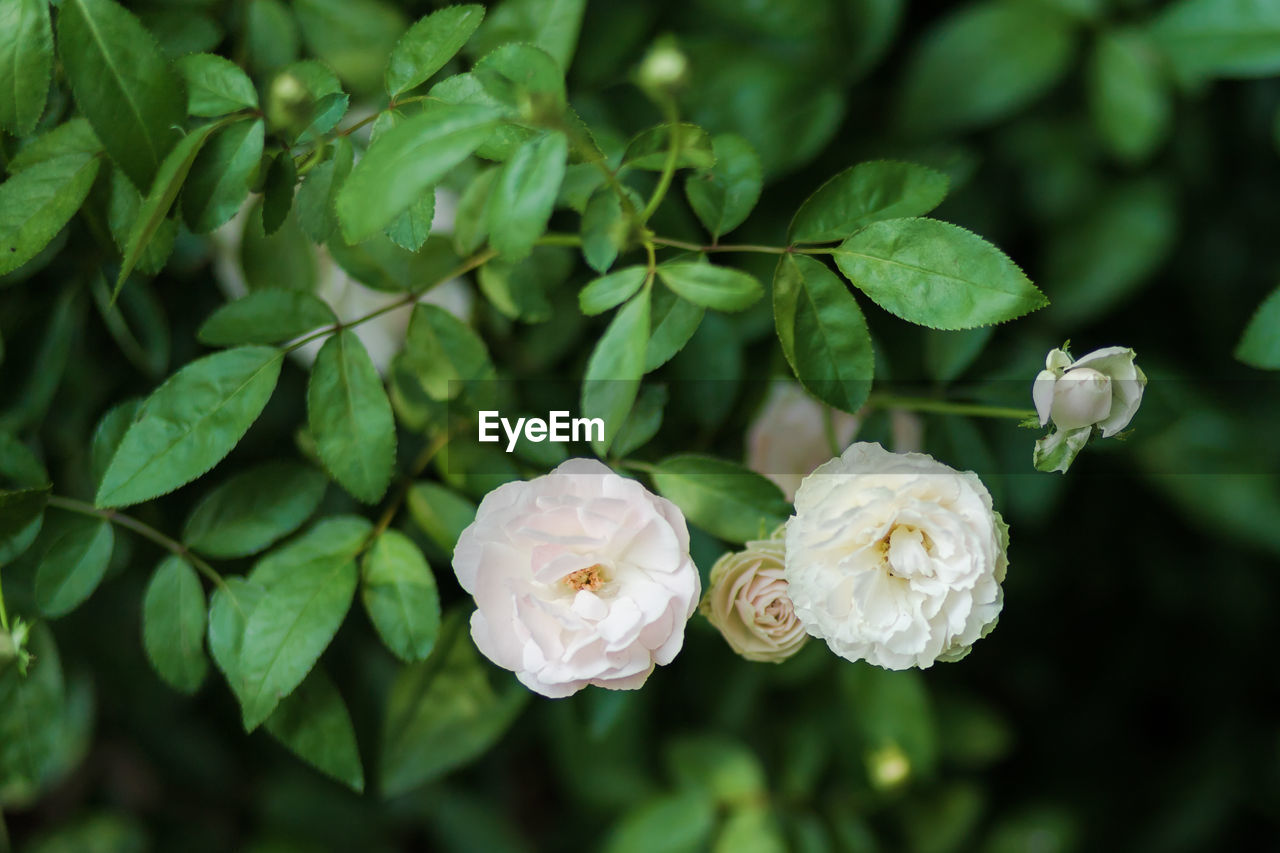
[[199, 290, 337, 347], [656, 262, 763, 312], [468, 0, 585, 70], [833, 218, 1047, 330], [476, 247, 570, 322], [840, 664, 938, 778], [182, 118, 265, 233], [245, 0, 298, 76], [0, 487, 49, 545], [1150, 0, 1280, 80], [141, 556, 208, 694], [386, 4, 486, 97], [651, 454, 790, 543], [206, 576, 265, 707], [183, 461, 328, 558], [307, 331, 397, 503], [260, 151, 297, 236], [296, 136, 355, 243], [684, 134, 763, 240], [295, 0, 406, 94], [714, 808, 787, 853], [604, 791, 717, 853], [1235, 285, 1280, 369], [471, 42, 568, 112], [336, 103, 501, 242], [406, 482, 476, 557], [379, 610, 528, 797], [116, 120, 226, 293], [924, 327, 994, 383], [773, 254, 874, 413], [89, 400, 141, 489], [666, 736, 767, 806], [264, 668, 365, 792], [238, 516, 368, 730], [8, 119, 102, 172], [0, 153, 101, 277], [362, 530, 441, 663], [789, 160, 950, 244], [108, 168, 175, 277], [580, 187, 629, 273], [1041, 179, 1175, 325], [176, 53, 259, 116], [403, 303, 495, 400], [58, 0, 185, 191], [582, 290, 650, 455], [0, 626, 76, 803], [1088, 31, 1170, 164], [0, 0, 53, 135], [623, 123, 715, 171], [385, 191, 436, 252], [453, 165, 497, 254], [645, 288, 704, 372], [897, 1, 1075, 136], [487, 131, 568, 260], [96, 346, 284, 508], [328, 231, 460, 294], [239, 197, 315, 291], [580, 266, 648, 316], [35, 515, 115, 618]]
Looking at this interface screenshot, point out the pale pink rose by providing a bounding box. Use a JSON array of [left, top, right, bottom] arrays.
[[452, 459, 700, 698], [746, 382, 860, 501], [701, 532, 807, 663]]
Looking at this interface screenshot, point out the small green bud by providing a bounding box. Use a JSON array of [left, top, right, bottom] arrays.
[[637, 37, 689, 96], [266, 71, 315, 133]]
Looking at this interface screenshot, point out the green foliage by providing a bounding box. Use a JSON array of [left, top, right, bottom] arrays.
[[307, 331, 397, 503], [581, 289, 650, 455], [1235, 285, 1280, 369], [833, 218, 1048, 329], [176, 54, 260, 117], [897, 1, 1076, 136], [0, 0, 53, 137], [651, 455, 790, 543], [141, 556, 208, 693], [774, 254, 875, 413], [0, 150, 102, 276], [386, 5, 485, 98], [182, 461, 327, 558], [789, 160, 949, 244], [96, 347, 284, 508], [684, 135, 763, 240], [336, 104, 499, 241], [234, 517, 368, 730], [379, 610, 528, 797], [58, 0, 184, 191], [263, 668, 365, 792], [361, 529, 441, 662]]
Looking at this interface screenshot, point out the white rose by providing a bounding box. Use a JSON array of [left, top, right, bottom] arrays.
[[209, 189, 472, 375], [785, 442, 1008, 670], [1032, 346, 1146, 473], [1033, 346, 1146, 437], [700, 532, 807, 663], [452, 458, 700, 698], [747, 382, 860, 501]]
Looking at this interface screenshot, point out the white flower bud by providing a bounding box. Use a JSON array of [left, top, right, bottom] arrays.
[[1032, 346, 1147, 473], [701, 532, 807, 663], [1033, 346, 1146, 437]]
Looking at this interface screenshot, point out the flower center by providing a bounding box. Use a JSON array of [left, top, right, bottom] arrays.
[[875, 524, 932, 579], [564, 564, 607, 592]]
